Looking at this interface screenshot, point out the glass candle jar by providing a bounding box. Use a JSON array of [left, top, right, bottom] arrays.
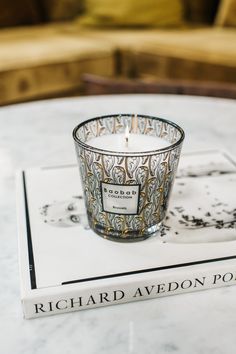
[[73, 114, 184, 242]]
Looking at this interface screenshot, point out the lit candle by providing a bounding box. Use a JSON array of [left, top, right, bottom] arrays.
[[73, 114, 184, 242]]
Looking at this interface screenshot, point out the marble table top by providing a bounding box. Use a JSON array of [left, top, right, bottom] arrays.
[[0, 94, 236, 354]]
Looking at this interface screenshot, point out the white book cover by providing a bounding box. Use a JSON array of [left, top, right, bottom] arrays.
[[16, 151, 236, 319]]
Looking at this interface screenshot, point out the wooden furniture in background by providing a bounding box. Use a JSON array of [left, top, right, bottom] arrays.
[[82, 74, 236, 99]]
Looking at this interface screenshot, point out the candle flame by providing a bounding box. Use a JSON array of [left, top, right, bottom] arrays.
[[125, 125, 129, 148]]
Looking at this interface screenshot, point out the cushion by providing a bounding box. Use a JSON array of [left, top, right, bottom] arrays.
[[215, 0, 236, 27], [79, 0, 184, 27]]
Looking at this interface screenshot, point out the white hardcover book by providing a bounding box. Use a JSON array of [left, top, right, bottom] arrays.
[[16, 151, 236, 319]]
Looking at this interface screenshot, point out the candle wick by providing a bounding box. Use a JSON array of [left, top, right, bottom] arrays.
[[125, 125, 129, 148], [125, 136, 128, 148]]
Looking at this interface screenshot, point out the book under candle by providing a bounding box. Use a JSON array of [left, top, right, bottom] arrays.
[[16, 150, 236, 319]]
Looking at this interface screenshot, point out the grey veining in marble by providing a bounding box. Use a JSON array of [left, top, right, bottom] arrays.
[[0, 94, 236, 354]]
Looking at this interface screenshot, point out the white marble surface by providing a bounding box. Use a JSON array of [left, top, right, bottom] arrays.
[[0, 94, 236, 354]]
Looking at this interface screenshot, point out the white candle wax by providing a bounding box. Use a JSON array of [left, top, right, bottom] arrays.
[[88, 133, 169, 152]]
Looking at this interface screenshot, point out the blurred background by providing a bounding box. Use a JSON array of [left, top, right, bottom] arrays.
[[0, 0, 236, 105]]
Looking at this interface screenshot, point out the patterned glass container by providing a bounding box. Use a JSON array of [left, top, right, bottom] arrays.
[[73, 114, 184, 242]]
